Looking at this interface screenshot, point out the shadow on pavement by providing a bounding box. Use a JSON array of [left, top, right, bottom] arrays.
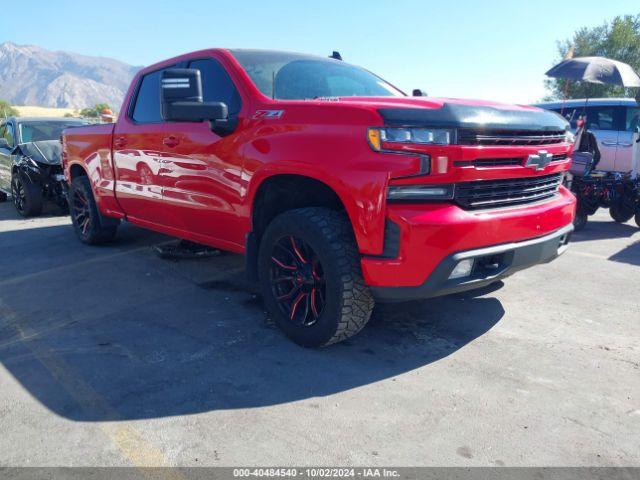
[[609, 241, 640, 267], [571, 218, 639, 242], [0, 205, 505, 422]]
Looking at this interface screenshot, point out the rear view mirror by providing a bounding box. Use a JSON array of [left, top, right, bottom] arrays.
[[412, 89, 428, 97], [161, 68, 228, 124]]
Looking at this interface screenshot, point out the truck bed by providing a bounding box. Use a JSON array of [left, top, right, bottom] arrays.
[[62, 123, 124, 218]]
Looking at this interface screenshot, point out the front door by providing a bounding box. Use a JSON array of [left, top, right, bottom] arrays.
[[112, 68, 171, 226], [615, 106, 640, 173], [0, 122, 16, 192], [584, 105, 619, 172], [157, 57, 246, 248]]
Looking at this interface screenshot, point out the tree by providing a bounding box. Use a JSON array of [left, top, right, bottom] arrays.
[[0, 99, 19, 118], [545, 14, 640, 100], [79, 103, 111, 118]]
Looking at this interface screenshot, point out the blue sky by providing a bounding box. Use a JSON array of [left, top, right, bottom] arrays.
[[3, 1, 638, 104]]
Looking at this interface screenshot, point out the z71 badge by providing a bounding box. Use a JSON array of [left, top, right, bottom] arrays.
[[252, 110, 284, 119]]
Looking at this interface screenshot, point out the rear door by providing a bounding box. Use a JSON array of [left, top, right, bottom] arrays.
[[112, 67, 173, 226], [615, 105, 640, 172], [0, 121, 15, 191], [583, 105, 619, 171]]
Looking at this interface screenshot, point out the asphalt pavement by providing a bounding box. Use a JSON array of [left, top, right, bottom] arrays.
[[0, 201, 638, 467]]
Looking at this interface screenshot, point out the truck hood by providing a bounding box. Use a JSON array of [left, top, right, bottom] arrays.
[[336, 96, 569, 131], [17, 140, 62, 166]]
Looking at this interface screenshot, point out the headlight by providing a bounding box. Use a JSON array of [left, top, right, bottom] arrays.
[[387, 184, 455, 201], [367, 127, 452, 151]]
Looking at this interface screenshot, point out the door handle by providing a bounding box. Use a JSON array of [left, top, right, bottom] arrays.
[[114, 137, 127, 149], [617, 142, 633, 148], [163, 136, 180, 148], [601, 141, 618, 146]]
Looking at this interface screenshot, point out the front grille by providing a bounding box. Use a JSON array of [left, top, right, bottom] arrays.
[[458, 129, 566, 146], [453, 153, 569, 168], [455, 173, 563, 209], [454, 157, 523, 167]]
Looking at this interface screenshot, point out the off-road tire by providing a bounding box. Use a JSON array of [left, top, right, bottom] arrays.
[[609, 202, 634, 223], [69, 175, 119, 245], [11, 172, 43, 217], [573, 207, 588, 231], [258, 207, 374, 348]]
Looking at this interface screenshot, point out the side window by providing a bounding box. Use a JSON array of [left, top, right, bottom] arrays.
[[553, 107, 580, 128], [188, 59, 241, 116], [583, 106, 617, 131], [2, 123, 15, 148], [131, 69, 164, 123], [624, 107, 640, 132]]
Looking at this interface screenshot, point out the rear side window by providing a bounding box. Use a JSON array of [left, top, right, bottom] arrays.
[[187, 58, 241, 116], [131, 69, 164, 123]]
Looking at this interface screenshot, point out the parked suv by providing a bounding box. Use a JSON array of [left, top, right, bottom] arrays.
[[62, 49, 576, 347], [535, 98, 640, 173]]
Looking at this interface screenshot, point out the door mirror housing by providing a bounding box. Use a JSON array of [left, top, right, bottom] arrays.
[[160, 68, 229, 126], [412, 89, 428, 97]]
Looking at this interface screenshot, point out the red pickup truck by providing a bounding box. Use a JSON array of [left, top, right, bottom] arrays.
[[62, 49, 575, 347]]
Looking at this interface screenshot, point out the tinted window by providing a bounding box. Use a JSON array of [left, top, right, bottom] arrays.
[[132, 70, 164, 123], [2, 123, 15, 148], [188, 59, 241, 115], [624, 107, 640, 132], [584, 106, 617, 131]]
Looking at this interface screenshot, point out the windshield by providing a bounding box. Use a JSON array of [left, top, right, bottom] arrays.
[[18, 121, 86, 143], [230, 50, 405, 100]]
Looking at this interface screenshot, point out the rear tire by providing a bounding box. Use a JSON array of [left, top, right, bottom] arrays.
[[11, 172, 43, 217], [610, 202, 634, 223], [69, 175, 118, 244], [258, 207, 374, 347]]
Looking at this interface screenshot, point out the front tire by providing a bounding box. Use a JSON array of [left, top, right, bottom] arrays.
[[11, 173, 43, 217], [69, 175, 118, 244], [574, 207, 588, 231], [258, 207, 374, 347]]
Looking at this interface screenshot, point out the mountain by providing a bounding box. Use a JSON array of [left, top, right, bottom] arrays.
[[0, 42, 140, 110]]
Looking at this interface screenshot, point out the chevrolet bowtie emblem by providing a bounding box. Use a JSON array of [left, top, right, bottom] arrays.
[[525, 150, 554, 170]]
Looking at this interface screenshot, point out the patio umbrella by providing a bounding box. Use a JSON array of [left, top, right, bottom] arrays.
[[545, 56, 640, 87]]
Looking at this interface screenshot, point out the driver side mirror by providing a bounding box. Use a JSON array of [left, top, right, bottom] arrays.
[[0, 138, 9, 149], [160, 68, 229, 128]]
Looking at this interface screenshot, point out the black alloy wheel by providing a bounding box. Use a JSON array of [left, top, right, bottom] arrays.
[[11, 176, 26, 214], [71, 184, 92, 237], [270, 235, 326, 327]]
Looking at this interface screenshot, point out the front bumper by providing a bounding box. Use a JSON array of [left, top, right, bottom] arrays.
[[370, 223, 572, 302], [361, 186, 576, 301]]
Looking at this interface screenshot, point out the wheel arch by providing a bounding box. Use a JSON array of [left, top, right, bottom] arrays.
[[245, 172, 358, 282]]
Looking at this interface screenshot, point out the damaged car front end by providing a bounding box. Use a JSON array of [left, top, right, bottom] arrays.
[[0, 117, 88, 217]]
